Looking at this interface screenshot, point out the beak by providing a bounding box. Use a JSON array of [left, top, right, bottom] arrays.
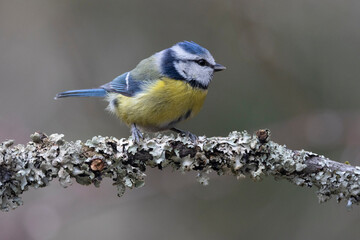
[[214, 63, 226, 72]]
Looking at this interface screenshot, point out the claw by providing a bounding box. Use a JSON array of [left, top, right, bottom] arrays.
[[131, 124, 143, 144], [187, 131, 198, 143], [170, 128, 198, 144]]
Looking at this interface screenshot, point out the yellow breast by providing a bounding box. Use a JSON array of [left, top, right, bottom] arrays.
[[112, 78, 208, 130]]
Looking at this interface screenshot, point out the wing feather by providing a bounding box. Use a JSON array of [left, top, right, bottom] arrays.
[[100, 55, 162, 97], [101, 72, 143, 97]]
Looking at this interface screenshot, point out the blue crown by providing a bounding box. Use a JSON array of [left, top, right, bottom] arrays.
[[177, 41, 208, 55]]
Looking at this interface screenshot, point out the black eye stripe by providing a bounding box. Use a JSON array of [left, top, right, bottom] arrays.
[[194, 59, 213, 68]]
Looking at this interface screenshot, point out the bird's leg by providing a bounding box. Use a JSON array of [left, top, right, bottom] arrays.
[[170, 127, 198, 143], [131, 124, 143, 143]]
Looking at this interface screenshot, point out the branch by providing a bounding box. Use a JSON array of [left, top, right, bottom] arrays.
[[1, 130, 359, 211]]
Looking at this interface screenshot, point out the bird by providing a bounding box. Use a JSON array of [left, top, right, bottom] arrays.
[[55, 41, 226, 143]]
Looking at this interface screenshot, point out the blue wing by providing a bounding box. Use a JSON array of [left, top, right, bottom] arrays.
[[101, 72, 144, 97]]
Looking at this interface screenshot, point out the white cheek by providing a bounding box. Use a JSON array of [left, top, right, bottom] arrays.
[[174, 62, 214, 86], [174, 61, 190, 79], [188, 66, 213, 86]]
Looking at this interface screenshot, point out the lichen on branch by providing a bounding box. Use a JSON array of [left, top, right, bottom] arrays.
[[0, 130, 359, 211]]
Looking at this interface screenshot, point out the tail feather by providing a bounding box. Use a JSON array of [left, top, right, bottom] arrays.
[[55, 88, 107, 99]]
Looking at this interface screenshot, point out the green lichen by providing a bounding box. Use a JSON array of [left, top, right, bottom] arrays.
[[1, 130, 360, 211]]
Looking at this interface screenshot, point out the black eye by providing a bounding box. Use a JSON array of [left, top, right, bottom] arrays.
[[196, 59, 207, 66]]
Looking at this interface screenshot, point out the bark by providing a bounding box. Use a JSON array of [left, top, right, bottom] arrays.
[[0, 130, 359, 211]]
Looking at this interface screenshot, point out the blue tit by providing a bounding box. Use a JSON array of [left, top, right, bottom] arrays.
[[55, 41, 225, 143]]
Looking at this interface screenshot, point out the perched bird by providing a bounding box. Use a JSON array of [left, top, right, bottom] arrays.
[[55, 41, 225, 143]]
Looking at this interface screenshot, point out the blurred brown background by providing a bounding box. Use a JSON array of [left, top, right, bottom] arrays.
[[1, 0, 360, 239]]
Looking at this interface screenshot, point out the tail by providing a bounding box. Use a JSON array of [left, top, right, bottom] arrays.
[[55, 88, 107, 99]]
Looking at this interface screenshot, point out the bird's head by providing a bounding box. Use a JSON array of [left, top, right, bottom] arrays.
[[158, 41, 225, 89]]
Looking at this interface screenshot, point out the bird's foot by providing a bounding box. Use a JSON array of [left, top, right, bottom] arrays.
[[170, 128, 198, 144], [131, 124, 143, 144]]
